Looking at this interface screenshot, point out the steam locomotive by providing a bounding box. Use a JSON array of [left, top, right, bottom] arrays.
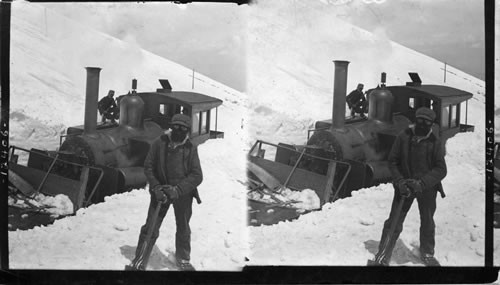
[[248, 60, 474, 225], [9, 67, 224, 212]]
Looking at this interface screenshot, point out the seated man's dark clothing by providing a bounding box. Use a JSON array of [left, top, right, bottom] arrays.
[[346, 88, 367, 117], [98, 96, 118, 121]]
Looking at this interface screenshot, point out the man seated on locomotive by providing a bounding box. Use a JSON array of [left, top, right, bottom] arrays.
[[372, 107, 447, 267], [98, 90, 119, 124], [346, 83, 368, 118], [128, 113, 203, 271]]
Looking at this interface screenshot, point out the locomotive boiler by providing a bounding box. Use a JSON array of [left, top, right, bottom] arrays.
[[247, 60, 474, 226], [9, 67, 224, 212]]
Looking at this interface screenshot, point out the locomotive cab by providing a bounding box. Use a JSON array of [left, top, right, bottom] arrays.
[[384, 72, 474, 141], [137, 81, 224, 146]]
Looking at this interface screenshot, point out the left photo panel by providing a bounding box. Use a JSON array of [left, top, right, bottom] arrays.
[[7, 1, 248, 271]]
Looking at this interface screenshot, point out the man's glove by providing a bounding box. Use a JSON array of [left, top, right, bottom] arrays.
[[162, 185, 180, 200], [152, 185, 168, 202], [406, 179, 423, 197], [395, 179, 411, 198]]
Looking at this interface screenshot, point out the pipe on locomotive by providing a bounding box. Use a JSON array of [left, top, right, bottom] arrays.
[[332, 60, 350, 129], [84, 67, 102, 135]]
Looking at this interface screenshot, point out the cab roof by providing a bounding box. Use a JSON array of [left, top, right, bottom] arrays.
[[385, 85, 473, 106], [137, 90, 223, 110]]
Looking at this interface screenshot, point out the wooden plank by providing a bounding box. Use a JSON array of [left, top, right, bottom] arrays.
[[323, 161, 337, 203], [9, 169, 36, 197], [247, 160, 282, 191], [75, 167, 90, 212]]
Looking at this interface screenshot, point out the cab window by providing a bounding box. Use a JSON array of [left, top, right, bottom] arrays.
[[191, 113, 200, 135], [200, 111, 208, 135], [441, 106, 450, 130], [450, 104, 458, 128]]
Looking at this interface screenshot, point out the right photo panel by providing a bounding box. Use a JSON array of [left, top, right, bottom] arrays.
[[246, 0, 485, 267]]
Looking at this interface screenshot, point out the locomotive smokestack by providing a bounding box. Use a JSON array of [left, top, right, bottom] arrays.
[[84, 67, 102, 135], [332, 60, 350, 129]]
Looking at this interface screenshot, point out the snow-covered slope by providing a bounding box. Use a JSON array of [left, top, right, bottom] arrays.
[[9, 1, 247, 270], [10, 1, 246, 150], [246, 0, 486, 266]]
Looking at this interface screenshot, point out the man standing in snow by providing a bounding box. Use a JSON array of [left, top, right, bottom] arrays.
[[372, 107, 447, 266], [128, 113, 203, 271], [346, 83, 368, 118]]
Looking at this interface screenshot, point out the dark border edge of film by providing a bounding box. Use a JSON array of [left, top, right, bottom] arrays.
[[1, 0, 498, 284], [485, 0, 495, 270], [0, 0, 11, 275]]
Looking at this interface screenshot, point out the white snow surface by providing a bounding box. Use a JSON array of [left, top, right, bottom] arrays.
[[248, 187, 321, 211], [246, 1, 486, 266], [8, 193, 74, 218], [9, 1, 247, 270]]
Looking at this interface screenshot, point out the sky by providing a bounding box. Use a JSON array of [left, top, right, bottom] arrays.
[[39, 0, 485, 94], [337, 0, 485, 80]]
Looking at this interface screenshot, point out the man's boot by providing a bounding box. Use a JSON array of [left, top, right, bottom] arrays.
[[421, 253, 440, 266], [176, 259, 196, 271]]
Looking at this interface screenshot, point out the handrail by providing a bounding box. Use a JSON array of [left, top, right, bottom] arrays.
[[307, 127, 329, 140], [249, 140, 343, 163]]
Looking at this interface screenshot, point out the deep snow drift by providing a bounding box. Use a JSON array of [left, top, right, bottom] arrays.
[[246, 0, 486, 266], [8, 1, 248, 271]]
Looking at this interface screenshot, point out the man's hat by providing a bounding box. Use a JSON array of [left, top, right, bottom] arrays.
[[357, 83, 364, 89], [415, 107, 436, 121], [171, 114, 191, 128]]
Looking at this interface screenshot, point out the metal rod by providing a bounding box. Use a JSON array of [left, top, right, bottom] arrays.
[[36, 153, 59, 194], [283, 148, 306, 188], [465, 102, 468, 125], [215, 107, 218, 134], [84, 169, 104, 207]]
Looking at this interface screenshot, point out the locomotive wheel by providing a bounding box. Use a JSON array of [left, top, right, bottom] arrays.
[[57, 137, 95, 180], [303, 130, 344, 175], [60, 136, 95, 166], [307, 130, 343, 161]]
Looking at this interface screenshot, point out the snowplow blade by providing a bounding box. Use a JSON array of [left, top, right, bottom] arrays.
[[9, 146, 104, 212], [247, 140, 351, 226], [10, 163, 89, 212]]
